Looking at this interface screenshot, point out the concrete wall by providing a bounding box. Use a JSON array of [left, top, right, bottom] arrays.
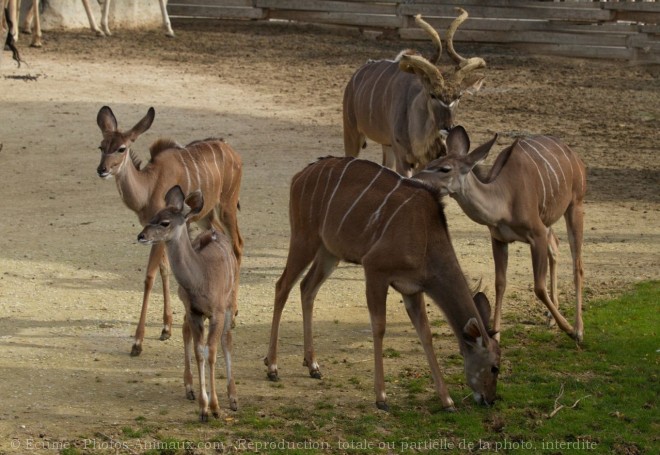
[[41, 0, 163, 30]]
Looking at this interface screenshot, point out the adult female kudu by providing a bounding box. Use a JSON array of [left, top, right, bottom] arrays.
[[416, 127, 586, 342], [138, 186, 238, 421], [264, 157, 501, 411], [343, 8, 486, 177], [96, 106, 243, 356]]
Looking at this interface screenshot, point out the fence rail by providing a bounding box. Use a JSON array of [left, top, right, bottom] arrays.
[[167, 1, 660, 64]]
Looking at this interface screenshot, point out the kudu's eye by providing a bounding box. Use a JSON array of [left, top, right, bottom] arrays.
[[117, 145, 127, 153], [159, 221, 171, 228], [491, 366, 500, 375], [439, 165, 452, 173]]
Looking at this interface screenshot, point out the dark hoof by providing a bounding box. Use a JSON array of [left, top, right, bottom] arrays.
[[159, 329, 171, 341], [186, 390, 196, 401], [376, 401, 389, 412], [444, 405, 457, 413], [199, 412, 209, 423], [130, 344, 142, 357], [267, 371, 280, 382], [212, 411, 220, 419], [309, 370, 323, 380]]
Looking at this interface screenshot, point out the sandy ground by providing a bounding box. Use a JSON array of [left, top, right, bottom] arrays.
[[0, 18, 658, 453]]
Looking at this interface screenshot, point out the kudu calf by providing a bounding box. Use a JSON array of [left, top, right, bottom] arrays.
[[264, 157, 501, 411], [343, 8, 486, 177], [96, 106, 243, 356], [138, 186, 238, 421], [416, 127, 586, 342]]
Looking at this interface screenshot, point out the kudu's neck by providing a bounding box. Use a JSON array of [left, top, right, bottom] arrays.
[[453, 172, 507, 227], [114, 150, 152, 213], [165, 227, 204, 292], [424, 238, 488, 351]]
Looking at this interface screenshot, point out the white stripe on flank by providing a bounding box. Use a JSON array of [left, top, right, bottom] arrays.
[[373, 190, 418, 245], [521, 139, 559, 197], [369, 64, 394, 124], [307, 160, 333, 223], [519, 142, 547, 213], [367, 178, 402, 228], [528, 137, 567, 186], [177, 153, 191, 192], [351, 63, 371, 94], [337, 167, 384, 234], [211, 148, 222, 179], [548, 137, 585, 195], [322, 160, 355, 231], [186, 149, 202, 191]]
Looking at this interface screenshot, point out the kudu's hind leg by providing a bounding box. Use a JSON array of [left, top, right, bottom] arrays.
[[546, 229, 560, 327], [565, 203, 585, 342], [299, 248, 339, 379], [221, 307, 238, 411], [530, 233, 577, 340], [403, 293, 456, 410]]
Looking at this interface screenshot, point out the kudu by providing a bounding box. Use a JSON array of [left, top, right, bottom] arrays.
[[17, 0, 174, 39], [1, 0, 22, 65], [96, 105, 243, 356], [343, 8, 486, 177], [138, 186, 238, 421], [264, 157, 501, 411], [416, 126, 586, 342], [4, 0, 40, 47]]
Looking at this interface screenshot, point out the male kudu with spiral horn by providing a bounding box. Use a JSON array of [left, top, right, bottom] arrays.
[[343, 8, 486, 176]]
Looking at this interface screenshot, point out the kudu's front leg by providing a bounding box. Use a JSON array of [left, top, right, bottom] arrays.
[[299, 251, 339, 379], [131, 242, 171, 356], [491, 237, 508, 342], [403, 293, 455, 411], [365, 277, 389, 411]]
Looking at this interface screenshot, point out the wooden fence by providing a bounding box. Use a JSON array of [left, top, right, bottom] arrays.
[[167, 1, 660, 64]]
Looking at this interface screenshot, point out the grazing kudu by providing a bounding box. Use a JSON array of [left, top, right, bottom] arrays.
[[264, 157, 501, 411], [416, 126, 586, 342], [96, 106, 243, 356], [138, 186, 238, 421], [343, 8, 486, 177]]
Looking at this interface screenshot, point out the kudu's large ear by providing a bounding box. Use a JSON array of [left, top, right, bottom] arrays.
[[184, 191, 205, 221], [461, 76, 485, 96], [467, 133, 498, 167], [164, 185, 186, 212], [463, 317, 488, 349], [97, 106, 118, 134], [446, 125, 470, 156], [128, 107, 155, 141], [473, 292, 493, 332]]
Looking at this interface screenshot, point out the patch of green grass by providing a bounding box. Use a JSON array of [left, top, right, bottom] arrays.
[[383, 347, 401, 358], [150, 282, 658, 454]]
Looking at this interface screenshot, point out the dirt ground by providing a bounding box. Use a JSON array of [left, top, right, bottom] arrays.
[[0, 18, 658, 453]]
